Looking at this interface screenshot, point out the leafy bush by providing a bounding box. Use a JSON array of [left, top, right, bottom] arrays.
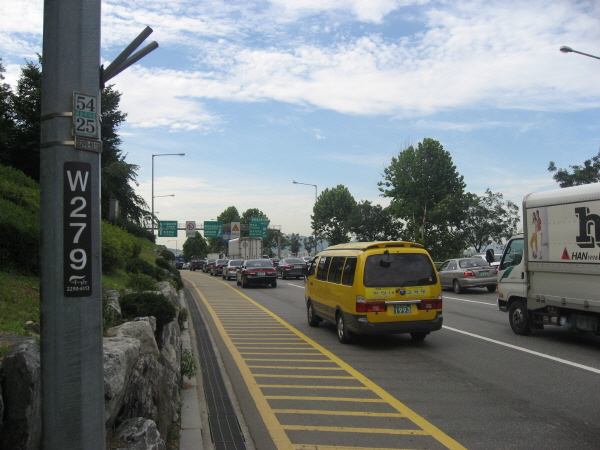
[[125, 257, 164, 280], [0, 198, 39, 275], [120, 292, 177, 333], [109, 217, 155, 242], [181, 348, 197, 380], [160, 249, 175, 261], [127, 273, 159, 292], [155, 257, 172, 271], [178, 307, 188, 331], [102, 221, 139, 273], [0, 164, 40, 213]]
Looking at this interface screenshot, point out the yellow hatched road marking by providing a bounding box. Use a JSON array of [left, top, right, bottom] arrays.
[[265, 396, 386, 402], [282, 425, 429, 435], [273, 409, 406, 417], [188, 276, 468, 450], [254, 374, 354, 379], [258, 385, 370, 390], [248, 365, 345, 370], [245, 358, 333, 362]]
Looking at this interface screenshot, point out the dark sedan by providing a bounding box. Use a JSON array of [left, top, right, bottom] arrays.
[[202, 259, 216, 273], [276, 257, 307, 279], [236, 259, 277, 288], [210, 259, 229, 276]]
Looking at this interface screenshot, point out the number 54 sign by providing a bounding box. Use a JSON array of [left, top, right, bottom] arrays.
[[73, 92, 99, 138]]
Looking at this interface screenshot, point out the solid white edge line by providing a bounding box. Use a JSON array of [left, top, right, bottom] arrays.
[[443, 296, 495, 306], [443, 326, 600, 375]]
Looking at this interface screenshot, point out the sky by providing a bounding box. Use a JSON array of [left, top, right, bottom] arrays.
[[2, 0, 600, 249]]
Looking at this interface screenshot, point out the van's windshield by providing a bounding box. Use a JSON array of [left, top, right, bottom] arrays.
[[363, 253, 437, 287]]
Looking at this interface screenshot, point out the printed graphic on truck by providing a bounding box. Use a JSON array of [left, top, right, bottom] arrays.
[[527, 202, 600, 263]]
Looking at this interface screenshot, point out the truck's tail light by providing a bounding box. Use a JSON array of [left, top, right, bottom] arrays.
[[356, 296, 387, 312], [463, 270, 474, 276]]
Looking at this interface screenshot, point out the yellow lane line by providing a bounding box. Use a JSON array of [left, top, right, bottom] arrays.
[[273, 409, 406, 417], [239, 352, 324, 355], [294, 446, 418, 450], [282, 425, 429, 435]]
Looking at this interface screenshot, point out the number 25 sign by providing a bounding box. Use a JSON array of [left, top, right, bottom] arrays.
[[73, 92, 99, 138]]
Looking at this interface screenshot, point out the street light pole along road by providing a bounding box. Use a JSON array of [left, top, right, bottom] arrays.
[[151, 153, 184, 235]]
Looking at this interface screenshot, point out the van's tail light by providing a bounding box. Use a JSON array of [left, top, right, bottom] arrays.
[[463, 270, 474, 276], [418, 295, 442, 310], [356, 296, 387, 313]]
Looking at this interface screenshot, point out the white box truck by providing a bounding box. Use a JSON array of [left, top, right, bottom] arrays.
[[228, 237, 263, 259], [497, 183, 600, 336]]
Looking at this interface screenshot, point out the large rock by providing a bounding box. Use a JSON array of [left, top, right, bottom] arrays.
[[117, 355, 174, 440], [114, 417, 166, 450], [0, 335, 41, 450], [158, 320, 182, 422], [103, 337, 142, 428], [157, 282, 178, 306], [106, 320, 159, 358]]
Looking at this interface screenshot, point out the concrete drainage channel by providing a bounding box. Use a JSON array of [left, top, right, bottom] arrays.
[[185, 289, 248, 450]]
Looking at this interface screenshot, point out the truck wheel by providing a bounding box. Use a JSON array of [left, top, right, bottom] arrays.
[[453, 279, 462, 294], [307, 301, 322, 327], [487, 285, 496, 292], [336, 312, 352, 344], [509, 300, 531, 335]]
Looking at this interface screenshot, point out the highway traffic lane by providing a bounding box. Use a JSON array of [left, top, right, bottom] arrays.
[[183, 271, 466, 450], [183, 272, 600, 449]]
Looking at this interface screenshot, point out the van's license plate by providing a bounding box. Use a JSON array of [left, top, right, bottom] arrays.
[[394, 304, 412, 314]]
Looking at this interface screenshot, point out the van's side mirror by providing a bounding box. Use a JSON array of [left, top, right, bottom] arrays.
[[485, 249, 495, 265]]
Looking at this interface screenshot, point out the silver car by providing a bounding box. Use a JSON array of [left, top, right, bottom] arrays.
[[222, 259, 243, 280], [437, 258, 497, 293]]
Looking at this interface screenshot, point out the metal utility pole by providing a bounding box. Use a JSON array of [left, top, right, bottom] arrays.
[[40, 1, 104, 448]]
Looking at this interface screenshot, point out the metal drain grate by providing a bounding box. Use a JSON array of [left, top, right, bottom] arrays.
[[186, 291, 247, 450]]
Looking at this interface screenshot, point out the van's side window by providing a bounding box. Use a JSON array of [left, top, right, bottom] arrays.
[[341, 257, 357, 286], [307, 257, 318, 277], [328, 256, 345, 284], [317, 256, 331, 281]]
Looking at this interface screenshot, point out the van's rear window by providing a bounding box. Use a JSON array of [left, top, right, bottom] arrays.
[[363, 253, 437, 287]]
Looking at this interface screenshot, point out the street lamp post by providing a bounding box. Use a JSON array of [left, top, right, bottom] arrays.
[[152, 153, 185, 235], [293, 180, 318, 203], [560, 46, 600, 61]]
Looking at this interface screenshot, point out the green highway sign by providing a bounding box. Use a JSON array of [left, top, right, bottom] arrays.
[[159, 221, 178, 237], [204, 221, 223, 238], [249, 218, 269, 238]]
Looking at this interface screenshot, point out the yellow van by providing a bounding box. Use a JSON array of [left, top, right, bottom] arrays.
[[305, 241, 442, 343]]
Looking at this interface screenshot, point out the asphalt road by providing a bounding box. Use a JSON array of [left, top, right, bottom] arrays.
[[183, 270, 600, 450]]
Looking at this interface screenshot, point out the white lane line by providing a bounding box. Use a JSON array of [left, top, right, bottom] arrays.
[[443, 295, 495, 306], [286, 283, 305, 289], [443, 326, 600, 375]]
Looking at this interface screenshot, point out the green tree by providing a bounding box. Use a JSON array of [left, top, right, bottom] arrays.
[[303, 236, 317, 255], [182, 231, 209, 261], [288, 233, 301, 255], [349, 200, 403, 241], [378, 138, 466, 259], [311, 185, 356, 245], [0, 59, 15, 167], [461, 189, 520, 253], [263, 229, 284, 257], [210, 206, 243, 255], [11, 58, 41, 181], [548, 150, 600, 187]]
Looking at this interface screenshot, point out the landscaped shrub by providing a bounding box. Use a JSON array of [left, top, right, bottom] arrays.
[[120, 292, 177, 333], [110, 217, 155, 242], [127, 273, 160, 292], [0, 164, 40, 213], [102, 220, 139, 273], [155, 257, 172, 271], [126, 257, 166, 282], [0, 198, 39, 275]]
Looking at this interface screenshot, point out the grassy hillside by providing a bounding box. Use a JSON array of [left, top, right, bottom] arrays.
[[0, 164, 169, 335]]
